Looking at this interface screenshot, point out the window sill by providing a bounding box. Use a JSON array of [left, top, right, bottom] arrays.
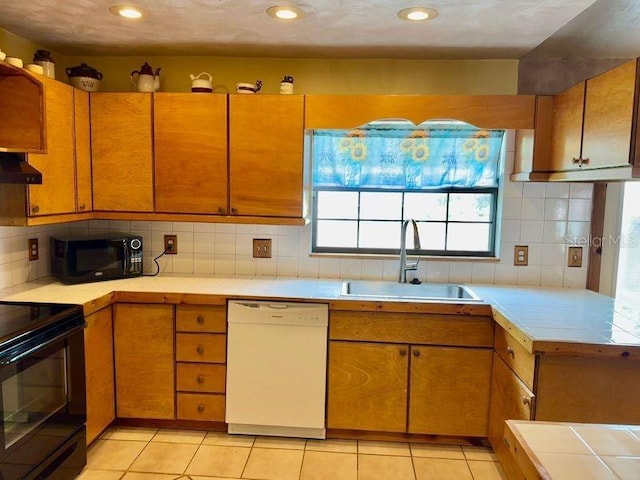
[[309, 252, 500, 262]]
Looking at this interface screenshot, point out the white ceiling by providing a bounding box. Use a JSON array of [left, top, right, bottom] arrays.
[[0, 0, 599, 58]]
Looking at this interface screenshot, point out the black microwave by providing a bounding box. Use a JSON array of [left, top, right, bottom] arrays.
[[50, 235, 143, 284]]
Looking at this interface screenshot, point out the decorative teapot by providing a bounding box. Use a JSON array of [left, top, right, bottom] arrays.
[[131, 62, 160, 92], [190, 72, 213, 93]]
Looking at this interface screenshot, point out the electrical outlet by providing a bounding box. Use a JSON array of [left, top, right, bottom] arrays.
[[28, 238, 38, 261], [514, 245, 528, 266], [253, 238, 272, 258], [164, 234, 178, 254], [568, 246, 582, 267]]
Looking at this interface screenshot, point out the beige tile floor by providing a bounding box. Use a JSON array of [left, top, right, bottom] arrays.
[[78, 427, 507, 480]]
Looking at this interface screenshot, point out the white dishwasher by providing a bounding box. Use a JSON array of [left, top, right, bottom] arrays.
[[226, 300, 328, 439]]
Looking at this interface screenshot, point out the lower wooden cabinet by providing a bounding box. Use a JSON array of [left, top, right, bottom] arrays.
[[327, 340, 493, 436], [328, 341, 409, 432], [409, 346, 493, 437], [175, 305, 227, 422], [84, 306, 115, 444], [113, 303, 175, 419]]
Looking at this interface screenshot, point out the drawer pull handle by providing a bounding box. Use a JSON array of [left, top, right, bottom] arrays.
[[399, 349, 407, 357], [196, 345, 204, 354], [197, 375, 204, 384], [197, 404, 205, 413], [506, 347, 515, 357], [196, 315, 205, 324], [522, 397, 531, 407], [413, 350, 421, 357]]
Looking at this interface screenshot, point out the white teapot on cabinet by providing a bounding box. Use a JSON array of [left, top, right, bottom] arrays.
[[190, 72, 213, 93]]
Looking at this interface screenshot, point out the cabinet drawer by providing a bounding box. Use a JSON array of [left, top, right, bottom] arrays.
[[176, 305, 226, 333], [495, 325, 535, 390], [176, 393, 225, 421], [176, 363, 226, 393], [489, 354, 535, 447], [176, 333, 226, 363]]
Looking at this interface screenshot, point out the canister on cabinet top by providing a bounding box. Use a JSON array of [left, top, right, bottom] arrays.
[[280, 75, 294, 94]]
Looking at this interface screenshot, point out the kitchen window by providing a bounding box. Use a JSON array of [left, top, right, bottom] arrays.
[[310, 122, 504, 256]]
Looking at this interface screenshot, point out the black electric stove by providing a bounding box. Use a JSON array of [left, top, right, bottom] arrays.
[[0, 301, 86, 480]]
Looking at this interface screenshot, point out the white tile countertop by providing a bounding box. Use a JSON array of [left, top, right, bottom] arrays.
[[1, 276, 640, 355], [504, 420, 640, 479]]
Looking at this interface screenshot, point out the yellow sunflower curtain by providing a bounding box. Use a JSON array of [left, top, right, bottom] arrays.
[[312, 124, 504, 189]]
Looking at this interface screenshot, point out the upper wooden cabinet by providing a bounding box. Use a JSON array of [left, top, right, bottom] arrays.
[[581, 59, 638, 170], [27, 77, 76, 217], [91, 93, 154, 212], [74, 89, 93, 213], [549, 82, 585, 171], [0, 63, 45, 152], [514, 58, 640, 181], [305, 95, 536, 130], [154, 93, 228, 214], [229, 95, 305, 218]]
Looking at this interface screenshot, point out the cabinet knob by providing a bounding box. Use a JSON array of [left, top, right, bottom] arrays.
[[217, 207, 226, 214], [399, 349, 407, 356], [197, 404, 205, 413], [196, 315, 205, 324], [196, 345, 204, 354], [572, 157, 581, 165], [31, 205, 40, 214], [197, 375, 205, 384], [78, 204, 86, 211], [506, 347, 515, 358], [522, 397, 531, 407], [413, 350, 421, 357], [231, 207, 238, 215], [580, 157, 590, 165]]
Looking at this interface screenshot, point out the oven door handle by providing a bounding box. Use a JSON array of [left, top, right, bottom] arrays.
[[0, 322, 86, 365]]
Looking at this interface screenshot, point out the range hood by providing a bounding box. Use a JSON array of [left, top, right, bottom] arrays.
[[0, 152, 43, 184]]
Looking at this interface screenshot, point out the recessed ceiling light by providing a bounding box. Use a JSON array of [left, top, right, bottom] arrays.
[[266, 5, 304, 20], [397, 7, 439, 22], [109, 5, 143, 19]]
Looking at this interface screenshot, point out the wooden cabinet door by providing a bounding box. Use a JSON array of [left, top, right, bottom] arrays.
[[74, 89, 92, 213], [155, 93, 228, 214], [409, 346, 493, 437], [91, 93, 154, 212], [84, 307, 115, 445], [582, 59, 638, 169], [27, 77, 76, 216], [114, 303, 174, 419], [327, 341, 408, 432], [229, 95, 304, 218], [549, 82, 585, 171]]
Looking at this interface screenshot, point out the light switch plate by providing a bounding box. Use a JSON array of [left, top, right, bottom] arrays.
[[514, 245, 528, 266], [568, 246, 582, 267]]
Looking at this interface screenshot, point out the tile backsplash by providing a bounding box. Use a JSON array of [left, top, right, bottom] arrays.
[[0, 160, 593, 289]]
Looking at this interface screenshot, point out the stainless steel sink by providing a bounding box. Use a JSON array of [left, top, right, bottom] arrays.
[[340, 280, 481, 301]]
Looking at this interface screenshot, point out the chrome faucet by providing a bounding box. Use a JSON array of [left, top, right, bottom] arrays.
[[399, 219, 422, 283]]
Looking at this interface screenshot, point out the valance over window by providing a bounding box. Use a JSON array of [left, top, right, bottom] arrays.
[[312, 123, 504, 189]]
